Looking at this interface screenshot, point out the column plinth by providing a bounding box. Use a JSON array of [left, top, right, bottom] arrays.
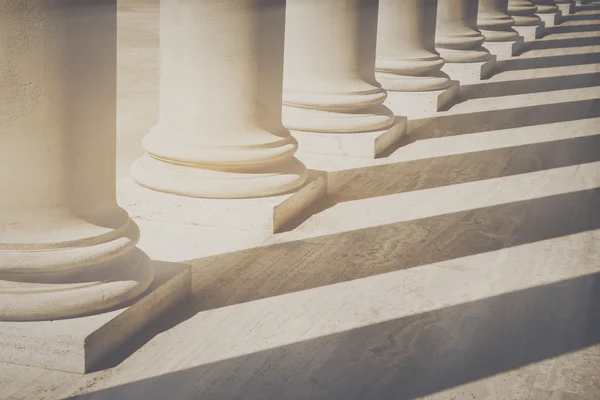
[[124, 0, 325, 233], [555, 0, 575, 15], [282, 0, 406, 159], [436, 0, 497, 84], [376, 0, 459, 117], [0, 1, 188, 373], [479, 0, 525, 57]]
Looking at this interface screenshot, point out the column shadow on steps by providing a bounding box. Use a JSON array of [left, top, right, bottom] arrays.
[[545, 22, 600, 34], [460, 72, 600, 99], [525, 35, 600, 49], [409, 97, 600, 140], [94, 134, 600, 372], [71, 270, 600, 400], [561, 13, 600, 21], [324, 134, 600, 203], [495, 51, 600, 71]]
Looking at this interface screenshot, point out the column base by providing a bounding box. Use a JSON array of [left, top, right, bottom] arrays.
[[537, 11, 561, 28], [0, 257, 190, 374], [513, 24, 546, 41], [118, 172, 327, 234], [441, 56, 497, 85], [383, 82, 460, 118], [290, 117, 407, 159], [484, 37, 526, 58]]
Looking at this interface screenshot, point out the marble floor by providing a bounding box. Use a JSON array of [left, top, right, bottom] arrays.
[[2, 1, 600, 399]]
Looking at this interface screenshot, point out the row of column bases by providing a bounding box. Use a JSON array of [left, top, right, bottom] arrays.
[[0, 0, 582, 364]]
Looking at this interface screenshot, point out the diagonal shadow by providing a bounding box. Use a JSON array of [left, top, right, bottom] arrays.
[[525, 35, 600, 50], [460, 72, 600, 99], [71, 270, 600, 400], [545, 23, 600, 34], [184, 188, 600, 313], [409, 98, 600, 140], [496, 52, 600, 72], [325, 134, 600, 202], [562, 13, 600, 22]]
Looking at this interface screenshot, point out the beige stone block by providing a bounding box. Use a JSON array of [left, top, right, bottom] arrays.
[[441, 56, 498, 84], [118, 171, 327, 234], [383, 82, 460, 118], [0, 258, 190, 374]]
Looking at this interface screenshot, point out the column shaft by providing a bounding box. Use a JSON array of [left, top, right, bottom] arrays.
[[0, 0, 153, 321], [282, 0, 395, 135], [478, 0, 520, 41], [436, 0, 491, 63], [132, 0, 307, 199], [376, 0, 451, 92]]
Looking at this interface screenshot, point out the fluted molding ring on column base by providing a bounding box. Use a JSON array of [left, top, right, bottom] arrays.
[[435, 34, 491, 63], [478, 0, 521, 42], [133, 126, 308, 199], [375, 56, 452, 92], [281, 87, 396, 134], [0, 220, 154, 321], [532, 0, 559, 13], [508, 0, 543, 25]]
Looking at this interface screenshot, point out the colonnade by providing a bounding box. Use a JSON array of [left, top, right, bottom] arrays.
[[0, 0, 577, 371]]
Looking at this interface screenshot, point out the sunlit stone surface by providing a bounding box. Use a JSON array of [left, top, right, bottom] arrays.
[[2, 0, 600, 395]]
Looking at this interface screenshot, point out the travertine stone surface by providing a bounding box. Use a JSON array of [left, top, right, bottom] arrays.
[[0, 0, 153, 321], [533, 0, 559, 13], [132, 0, 308, 199], [282, 0, 403, 158], [436, 0, 491, 63]]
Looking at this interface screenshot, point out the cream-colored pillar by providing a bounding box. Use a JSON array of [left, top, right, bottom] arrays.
[[124, 0, 325, 233], [478, 0, 525, 57], [0, 1, 153, 322], [282, 0, 406, 159], [132, 0, 306, 199], [508, 0, 544, 40], [533, 0, 561, 26], [376, 0, 459, 117], [436, 0, 497, 84]]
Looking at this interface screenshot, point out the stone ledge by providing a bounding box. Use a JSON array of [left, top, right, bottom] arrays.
[[118, 171, 327, 233], [384, 81, 460, 118], [291, 117, 407, 159], [513, 24, 546, 41], [0, 258, 190, 374], [441, 56, 497, 85], [485, 37, 526, 58]]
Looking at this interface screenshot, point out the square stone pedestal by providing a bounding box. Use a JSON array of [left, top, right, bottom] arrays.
[[484, 37, 525, 58], [441, 56, 497, 85], [118, 171, 327, 233], [383, 81, 460, 118], [513, 24, 546, 41], [0, 259, 190, 374], [537, 12, 562, 27], [557, 3, 575, 15], [290, 117, 407, 158]]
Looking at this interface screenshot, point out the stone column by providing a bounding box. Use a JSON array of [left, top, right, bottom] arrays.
[[508, 0, 544, 40], [436, 0, 497, 84], [478, 0, 525, 57], [376, 0, 459, 117], [0, 0, 153, 322], [533, 0, 561, 26], [282, 0, 406, 159], [125, 0, 325, 233]]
